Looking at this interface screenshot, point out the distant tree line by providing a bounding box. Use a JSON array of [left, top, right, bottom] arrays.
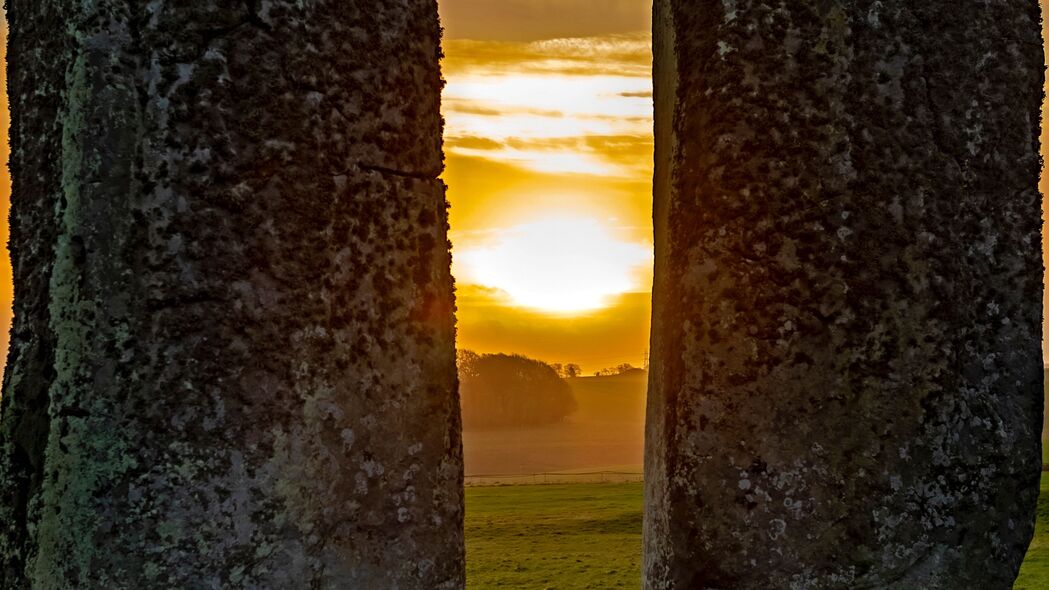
[[594, 363, 643, 377], [458, 351, 578, 430]]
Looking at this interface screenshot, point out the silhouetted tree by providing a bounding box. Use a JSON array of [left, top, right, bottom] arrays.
[[458, 352, 578, 429], [457, 349, 482, 379], [549, 362, 582, 379]]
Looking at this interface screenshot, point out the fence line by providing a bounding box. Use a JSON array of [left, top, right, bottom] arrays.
[[465, 471, 644, 487]]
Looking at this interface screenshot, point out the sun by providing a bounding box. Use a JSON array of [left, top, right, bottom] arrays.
[[454, 217, 651, 314]]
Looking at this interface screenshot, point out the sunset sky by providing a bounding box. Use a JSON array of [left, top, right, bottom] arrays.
[[0, 2, 1046, 373], [440, 0, 655, 372]]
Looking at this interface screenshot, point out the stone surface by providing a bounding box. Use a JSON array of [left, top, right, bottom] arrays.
[[0, 1, 462, 588], [645, 1, 1044, 589]]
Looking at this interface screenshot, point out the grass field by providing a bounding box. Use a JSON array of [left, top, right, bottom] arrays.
[[467, 475, 1049, 589], [466, 483, 642, 589]]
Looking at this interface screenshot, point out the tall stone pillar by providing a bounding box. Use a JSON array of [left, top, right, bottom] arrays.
[[645, 1, 1044, 588], [0, 1, 462, 588]]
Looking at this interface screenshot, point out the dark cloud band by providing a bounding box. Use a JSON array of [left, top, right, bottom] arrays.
[[440, 0, 651, 41]]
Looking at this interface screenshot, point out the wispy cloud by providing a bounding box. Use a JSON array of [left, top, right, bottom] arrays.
[[442, 33, 652, 178], [443, 34, 652, 77]]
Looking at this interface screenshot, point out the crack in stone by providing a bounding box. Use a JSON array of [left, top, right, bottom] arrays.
[[355, 163, 443, 181]]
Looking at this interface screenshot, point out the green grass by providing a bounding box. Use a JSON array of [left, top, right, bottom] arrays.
[[467, 475, 1049, 589], [466, 483, 642, 589], [1015, 472, 1049, 589]]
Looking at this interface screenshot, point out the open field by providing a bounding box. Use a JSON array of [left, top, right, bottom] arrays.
[[467, 475, 1049, 589], [466, 483, 642, 589]]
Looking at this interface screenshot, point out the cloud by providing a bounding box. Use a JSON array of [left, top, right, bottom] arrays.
[[442, 34, 652, 179], [444, 100, 567, 120], [444, 134, 652, 178], [446, 135, 505, 151], [442, 34, 652, 78]]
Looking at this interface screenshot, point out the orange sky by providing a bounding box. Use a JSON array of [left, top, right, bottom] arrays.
[[0, 3, 1046, 373], [440, 2, 655, 372]]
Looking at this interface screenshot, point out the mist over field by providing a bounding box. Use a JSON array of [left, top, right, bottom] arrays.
[[462, 369, 646, 478]]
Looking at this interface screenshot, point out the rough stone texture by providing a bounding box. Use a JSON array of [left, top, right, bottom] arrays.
[[0, 1, 462, 588], [645, 1, 1044, 589]]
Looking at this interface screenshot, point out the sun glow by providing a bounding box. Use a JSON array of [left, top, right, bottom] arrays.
[[454, 217, 651, 314], [440, 28, 655, 369]]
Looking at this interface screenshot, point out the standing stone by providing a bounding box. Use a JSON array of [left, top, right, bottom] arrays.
[[645, 1, 1043, 588], [0, 1, 462, 588]]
